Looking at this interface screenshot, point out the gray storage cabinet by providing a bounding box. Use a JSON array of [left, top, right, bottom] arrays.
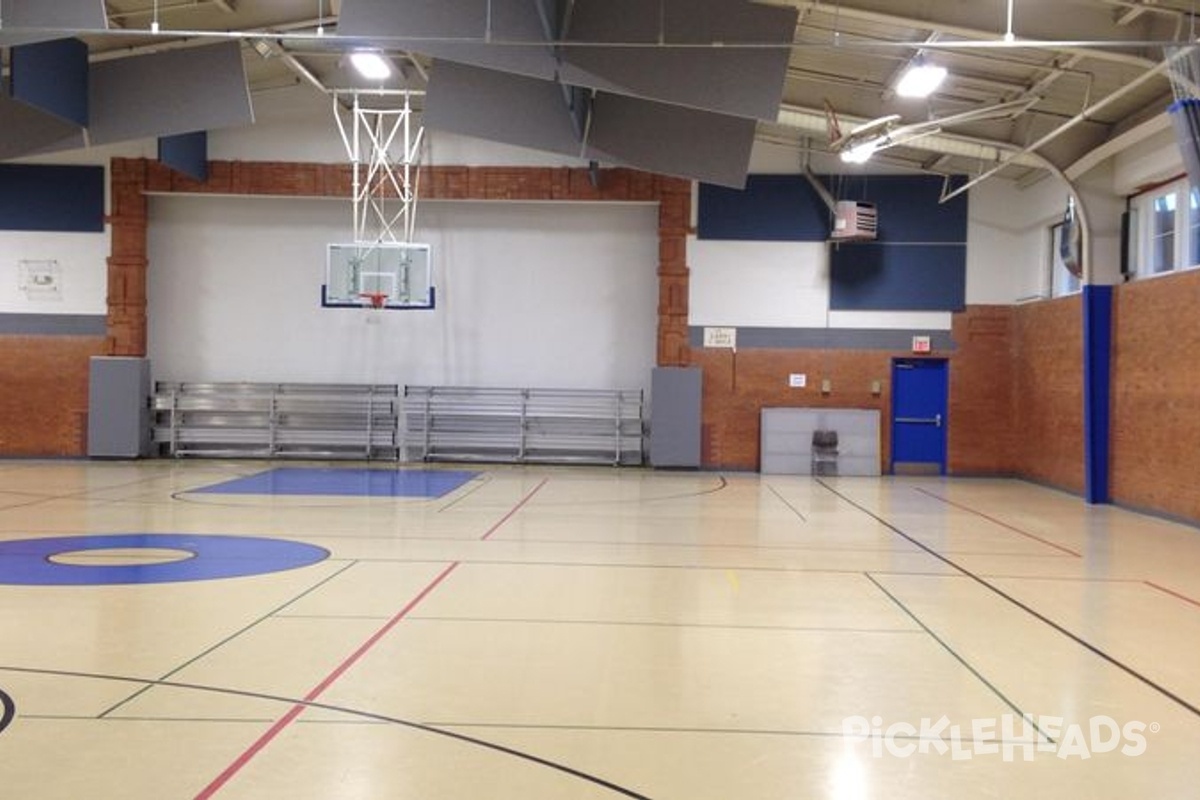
[[88, 357, 152, 457], [650, 367, 702, 468]]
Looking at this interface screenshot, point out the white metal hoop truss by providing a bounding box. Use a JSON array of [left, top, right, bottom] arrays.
[[332, 90, 425, 247]]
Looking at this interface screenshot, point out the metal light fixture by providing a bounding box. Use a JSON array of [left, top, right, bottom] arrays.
[[350, 51, 392, 80], [895, 56, 947, 99], [839, 139, 880, 164]]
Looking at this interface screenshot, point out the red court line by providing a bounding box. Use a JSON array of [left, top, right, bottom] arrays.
[[480, 478, 549, 541], [1144, 580, 1200, 610], [914, 488, 1083, 558], [194, 561, 461, 799]]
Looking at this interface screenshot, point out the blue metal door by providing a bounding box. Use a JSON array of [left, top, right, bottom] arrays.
[[891, 358, 948, 475]]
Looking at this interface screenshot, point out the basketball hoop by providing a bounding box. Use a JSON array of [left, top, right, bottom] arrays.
[[358, 291, 389, 310]]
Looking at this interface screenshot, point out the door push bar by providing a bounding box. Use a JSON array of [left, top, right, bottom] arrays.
[[895, 414, 942, 427]]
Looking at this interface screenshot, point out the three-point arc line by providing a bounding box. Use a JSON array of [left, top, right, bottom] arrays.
[[195, 478, 549, 798], [0, 689, 14, 735]]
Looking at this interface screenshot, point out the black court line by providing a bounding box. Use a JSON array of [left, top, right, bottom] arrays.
[[313, 556, 943, 575], [268, 532, 929, 553], [913, 487, 1083, 557], [437, 474, 493, 512], [819, 479, 1200, 719], [274, 613, 927, 635], [863, 572, 1053, 744], [97, 559, 361, 719], [0, 665, 654, 800], [766, 483, 808, 522], [15, 709, 1030, 749], [455, 475, 731, 511], [0, 688, 14, 735]]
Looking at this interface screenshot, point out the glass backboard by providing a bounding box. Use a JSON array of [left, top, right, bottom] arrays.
[[323, 242, 434, 309]]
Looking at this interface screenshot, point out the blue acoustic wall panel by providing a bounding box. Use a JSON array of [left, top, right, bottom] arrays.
[[829, 243, 967, 311], [11, 38, 89, 126], [698, 173, 969, 311], [697, 175, 830, 241], [828, 175, 968, 311], [833, 175, 968, 243], [0, 164, 105, 232], [158, 131, 209, 182]]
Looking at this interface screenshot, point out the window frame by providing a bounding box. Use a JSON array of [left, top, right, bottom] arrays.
[[1128, 177, 1200, 280]]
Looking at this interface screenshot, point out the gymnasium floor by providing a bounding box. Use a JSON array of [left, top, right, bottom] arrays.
[[0, 460, 1198, 799]]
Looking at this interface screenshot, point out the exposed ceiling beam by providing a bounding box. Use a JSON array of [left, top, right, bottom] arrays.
[[783, 0, 1159, 70]]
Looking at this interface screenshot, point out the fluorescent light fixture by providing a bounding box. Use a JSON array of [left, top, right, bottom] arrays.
[[895, 60, 947, 99], [351, 51, 392, 80], [840, 140, 879, 164]]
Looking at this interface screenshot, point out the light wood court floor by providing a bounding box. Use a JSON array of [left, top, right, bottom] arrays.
[[1, 460, 1198, 798]]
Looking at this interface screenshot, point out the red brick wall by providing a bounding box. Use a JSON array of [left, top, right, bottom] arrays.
[[693, 347, 893, 470], [693, 306, 1020, 474], [0, 336, 107, 456], [949, 306, 1017, 474], [1012, 296, 1085, 493], [1111, 270, 1200, 520]]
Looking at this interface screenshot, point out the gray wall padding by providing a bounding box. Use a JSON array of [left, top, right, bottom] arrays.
[[588, 93, 756, 188], [425, 61, 756, 186], [562, 0, 797, 119], [424, 61, 583, 156], [88, 42, 252, 145], [0, 0, 107, 46], [340, 0, 558, 79], [0, 89, 85, 161]]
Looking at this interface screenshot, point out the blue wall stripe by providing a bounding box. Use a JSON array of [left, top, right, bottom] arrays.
[[1083, 285, 1113, 504], [11, 37, 89, 127], [0, 314, 107, 336], [0, 164, 105, 232], [688, 326, 955, 351]]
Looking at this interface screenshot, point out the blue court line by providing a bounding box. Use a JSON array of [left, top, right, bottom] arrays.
[[193, 468, 479, 498]]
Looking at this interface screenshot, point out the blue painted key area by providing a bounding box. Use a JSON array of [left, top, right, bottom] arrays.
[[0, 534, 328, 586], [194, 468, 479, 498]]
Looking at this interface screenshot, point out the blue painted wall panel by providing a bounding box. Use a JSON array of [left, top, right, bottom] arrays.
[[697, 173, 968, 312], [829, 243, 966, 311], [159, 131, 209, 181], [0, 164, 104, 232], [11, 38, 89, 126], [697, 174, 829, 241]]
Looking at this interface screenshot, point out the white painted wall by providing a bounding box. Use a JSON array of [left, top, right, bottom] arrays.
[[0, 231, 108, 314], [687, 237, 829, 327], [146, 195, 659, 390]]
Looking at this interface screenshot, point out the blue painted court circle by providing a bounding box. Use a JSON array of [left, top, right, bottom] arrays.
[[0, 534, 329, 586]]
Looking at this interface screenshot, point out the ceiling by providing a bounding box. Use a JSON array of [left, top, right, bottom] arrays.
[[4, 0, 1199, 187]]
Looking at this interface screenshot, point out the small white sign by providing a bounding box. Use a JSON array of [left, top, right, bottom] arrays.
[[912, 335, 932, 354], [789, 373, 807, 388], [703, 327, 737, 349], [19, 259, 63, 301]]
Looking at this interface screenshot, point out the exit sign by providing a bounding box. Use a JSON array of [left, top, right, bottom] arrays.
[[912, 335, 932, 354]]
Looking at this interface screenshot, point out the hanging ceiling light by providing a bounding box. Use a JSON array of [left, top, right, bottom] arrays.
[[840, 139, 880, 164], [895, 56, 947, 99], [350, 51, 393, 80]]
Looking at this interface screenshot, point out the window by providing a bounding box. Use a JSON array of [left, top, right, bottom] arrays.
[[1128, 178, 1200, 278]]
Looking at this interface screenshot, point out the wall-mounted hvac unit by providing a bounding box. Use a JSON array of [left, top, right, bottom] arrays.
[[831, 200, 878, 241]]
